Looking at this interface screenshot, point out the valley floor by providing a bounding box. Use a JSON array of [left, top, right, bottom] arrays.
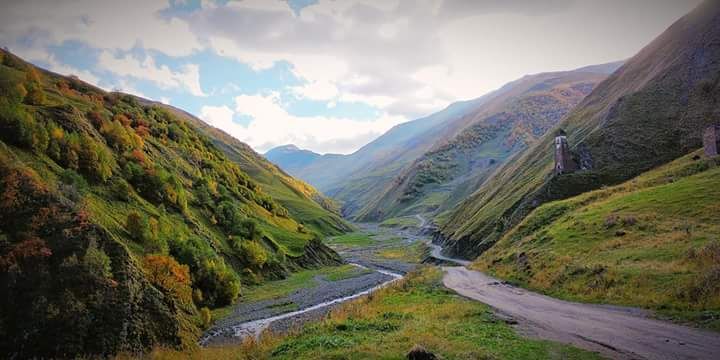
[[147, 212, 720, 359]]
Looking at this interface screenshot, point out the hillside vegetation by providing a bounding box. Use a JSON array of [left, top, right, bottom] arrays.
[[355, 69, 612, 221], [473, 151, 720, 329], [440, 0, 720, 258], [0, 49, 347, 358]]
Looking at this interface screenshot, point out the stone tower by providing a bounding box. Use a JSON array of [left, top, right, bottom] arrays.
[[703, 125, 720, 157], [554, 135, 577, 174]]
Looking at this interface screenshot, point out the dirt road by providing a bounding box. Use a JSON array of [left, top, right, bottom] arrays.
[[443, 267, 720, 360]]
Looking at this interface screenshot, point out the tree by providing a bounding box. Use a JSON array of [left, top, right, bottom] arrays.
[[238, 241, 268, 268], [83, 240, 112, 279], [194, 258, 240, 308], [24, 84, 46, 105], [126, 211, 148, 242], [143, 255, 192, 305], [78, 136, 113, 182]]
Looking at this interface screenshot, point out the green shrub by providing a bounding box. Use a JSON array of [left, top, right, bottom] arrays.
[[200, 307, 212, 329], [78, 136, 113, 182], [24, 84, 46, 105], [237, 240, 268, 268], [83, 240, 112, 279], [195, 258, 241, 308], [126, 211, 149, 242]]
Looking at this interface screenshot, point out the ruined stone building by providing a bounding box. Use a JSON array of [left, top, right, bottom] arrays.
[[554, 135, 577, 174], [703, 125, 720, 157]]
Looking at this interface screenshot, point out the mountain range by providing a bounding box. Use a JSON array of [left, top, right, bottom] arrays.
[[265, 62, 622, 219]]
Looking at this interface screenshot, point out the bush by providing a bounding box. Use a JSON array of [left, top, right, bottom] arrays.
[[194, 258, 241, 308], [215, 200, 243, 232], [83, 240, 112, 279], [126, 211, 149, 242], [200, 307, 212, 329], [78, 136, 113, 182], [238, 219, 261, 240], [24, 84, 46, 105], [143, 254, 193, 305], [237, 241, 268, 268]]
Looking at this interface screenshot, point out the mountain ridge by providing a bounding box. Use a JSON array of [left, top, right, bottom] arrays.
[[438, 0, 720, 259]]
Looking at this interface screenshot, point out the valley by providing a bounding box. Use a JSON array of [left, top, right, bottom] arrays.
[[3, 1, 720, 359]]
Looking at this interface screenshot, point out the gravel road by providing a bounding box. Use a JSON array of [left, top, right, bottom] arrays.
[[443, 266, 720, 360]]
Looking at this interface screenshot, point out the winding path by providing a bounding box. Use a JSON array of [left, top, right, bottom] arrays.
[[420, 215, 720, 359]]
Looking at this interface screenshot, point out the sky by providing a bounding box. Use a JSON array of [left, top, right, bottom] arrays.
[[0, 0, 703, 154]]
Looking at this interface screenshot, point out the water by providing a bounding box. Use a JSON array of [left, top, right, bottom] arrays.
[[199, 263, 402, 345]]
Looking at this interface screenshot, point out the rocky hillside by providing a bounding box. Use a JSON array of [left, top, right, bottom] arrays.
[[0, 49, 346, 358], [439, 0, 720, 259], [354, 67, 618, 221]]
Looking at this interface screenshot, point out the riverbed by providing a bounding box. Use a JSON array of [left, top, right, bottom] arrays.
[[200, 222, 429, 347]]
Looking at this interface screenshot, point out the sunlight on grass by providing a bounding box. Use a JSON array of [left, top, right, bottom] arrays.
[[144, 267, 600, 360]]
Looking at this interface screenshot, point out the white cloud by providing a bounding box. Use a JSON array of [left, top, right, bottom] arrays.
[[1, 0, 201, 57], [0, 0, 704, 154], [187, 0, 703, 122], [98, 51, 206, 96], [201, 93, 406, 154]]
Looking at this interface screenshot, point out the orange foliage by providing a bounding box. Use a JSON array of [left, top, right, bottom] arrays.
[[129, 149, 146, 164], [143, 255, 192, 304], [114, 114, 132, 127], [0, 237, 52, 271], [26, 67, 42, 84], [135, 125, 150, 138], [87, 111, 106, 129]]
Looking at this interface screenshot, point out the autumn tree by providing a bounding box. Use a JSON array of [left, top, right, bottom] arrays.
[[143, 254, 192, 305]]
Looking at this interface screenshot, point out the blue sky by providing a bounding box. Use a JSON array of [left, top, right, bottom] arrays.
[[0, 0, 701, 154]]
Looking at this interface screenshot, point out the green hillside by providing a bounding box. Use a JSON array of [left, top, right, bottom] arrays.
[[354, 69, 612, 221], [0, 49, 346, 358], [472, 151, 720, 329], [439, 0, 720, 258], [159, 106, 352, 238]]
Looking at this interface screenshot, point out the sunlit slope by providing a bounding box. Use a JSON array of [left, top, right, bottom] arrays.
[[354, 68, 615, 221], [473, 151, 720, 329], [440, 0, 720, 258], [0, 49, 343, 357], [160, 106, 352, 237]]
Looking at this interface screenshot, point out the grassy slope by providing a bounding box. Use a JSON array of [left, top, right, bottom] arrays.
[[440, 0, 720, 258], [354, 70, 610, 222], [157, 106, 352, 239], [473, 152, 720, 329], [0, 50, 346, 356], [148, 267, 601, 360]]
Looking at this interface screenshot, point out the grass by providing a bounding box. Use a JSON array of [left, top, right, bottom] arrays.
[[473, 152, 720, 330], [145, 267, 601, 360], [377, 242, 426, 264], [325, 231, 376, 248], [379, 216, 420, 228], [239, 264, 372, 303]]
